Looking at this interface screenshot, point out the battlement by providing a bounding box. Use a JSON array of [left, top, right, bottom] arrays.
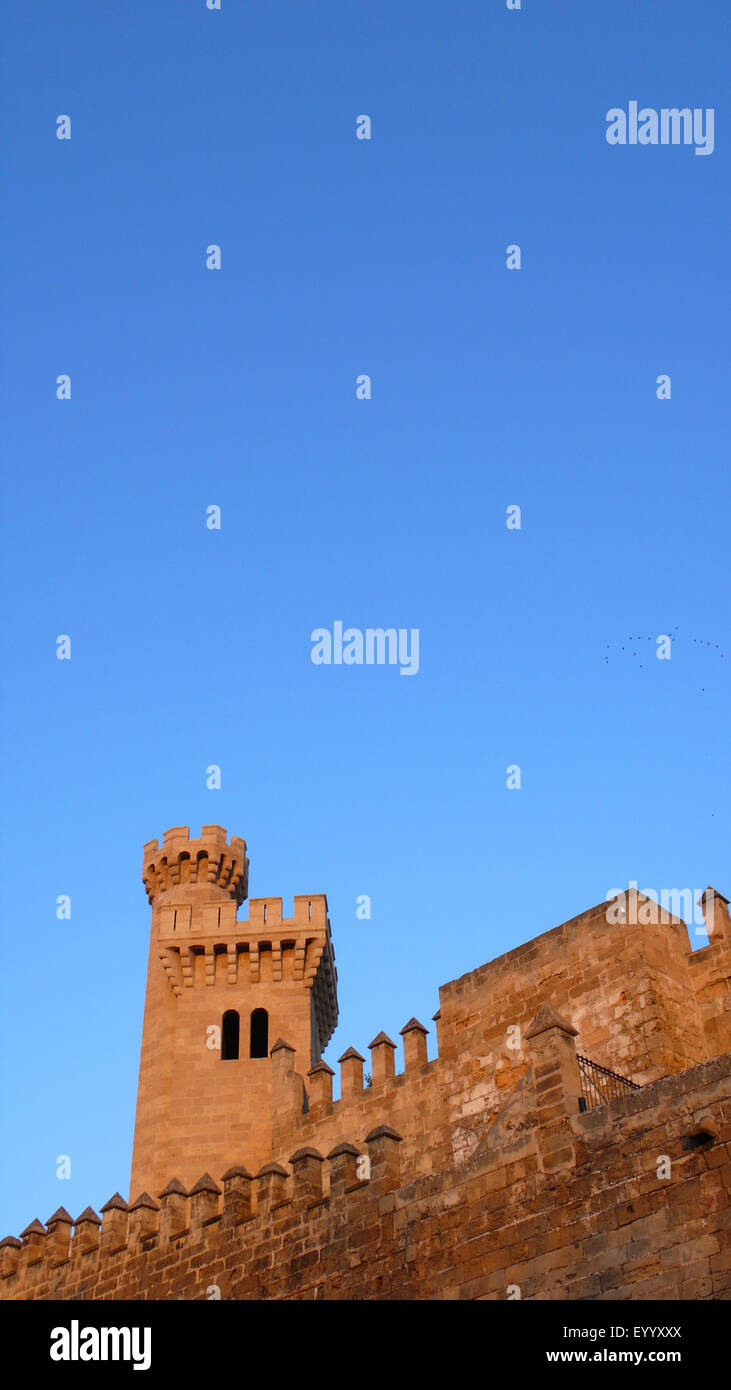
[[3, 1037, 729, 1302], [279, 1018, 434, 1110], [142, 826, 249, 906], [0, 997, 588, 1297], [5, 820, 729, 1302], [0, 1125, 404, 1294], [266, 884, 731, 1181], [155, 893, 330, 942], [246, 894, 329, 928], [271, 1002, 525, 1179]]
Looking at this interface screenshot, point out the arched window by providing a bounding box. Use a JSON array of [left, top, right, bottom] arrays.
[[221, 1009, 240, 1060], [250, 1008, 268, 1059]]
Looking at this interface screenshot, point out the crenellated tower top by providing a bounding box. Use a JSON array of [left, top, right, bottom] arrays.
[[142, 825, 249, 907]]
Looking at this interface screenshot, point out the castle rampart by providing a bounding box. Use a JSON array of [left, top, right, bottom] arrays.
[[2, 826, 728, 1301], [2, 1022, 728, 1301], [270, 886, 731, 1178]]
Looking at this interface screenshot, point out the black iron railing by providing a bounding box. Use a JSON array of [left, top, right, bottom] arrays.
[[577, 1054, 641, 1112]]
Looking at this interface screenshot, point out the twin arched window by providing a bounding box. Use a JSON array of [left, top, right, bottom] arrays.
[[221, 1008, 268, 1060]]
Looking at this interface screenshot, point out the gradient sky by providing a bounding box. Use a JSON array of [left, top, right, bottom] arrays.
[[1, 0, 728, 1237]]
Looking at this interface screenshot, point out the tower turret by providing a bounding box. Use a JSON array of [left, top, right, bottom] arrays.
[[142, 824, 249, 908], [130, 826, 337, 1200]]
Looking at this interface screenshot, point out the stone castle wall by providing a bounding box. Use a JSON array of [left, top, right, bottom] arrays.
[[2, 1030, 729, 1302], [2, 849, 729, 1302], [271, 887, 731, 1180]]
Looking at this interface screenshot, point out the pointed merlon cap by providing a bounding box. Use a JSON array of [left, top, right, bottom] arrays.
[[130, 1192, 159, 1211], [20, 1219, 46, 1238], [308, 1059, 334, 1076], [289, 1147, 325, 1164], [326, 1142, 361, 1159], [189, 1173, 221, 1196], [699, 885, 730, 920], [525, 1002, 578, 1040], [46, 1207, 74, 1226], [0, 1236, 22, 1249], [256, 1162, 288, 1178], [365, 1125, 403, 1143], [221, 1165, 253, 1182], [100, 1192, 129, 1213], [74, 1207, 101, 1226], [700, 885, 729, 906], [369, 1031, 396, 1049], [338, 1046, 365, 1063], [400, 1017, 428, 1036], [158, 1178, 188, 1199], [270, 1038, 296, 1055]]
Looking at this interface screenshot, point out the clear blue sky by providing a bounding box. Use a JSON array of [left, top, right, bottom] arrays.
[[1, 1, 728, 1237]]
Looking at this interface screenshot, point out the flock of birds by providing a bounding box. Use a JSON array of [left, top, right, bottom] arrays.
[[603, 627, 726, 689]]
